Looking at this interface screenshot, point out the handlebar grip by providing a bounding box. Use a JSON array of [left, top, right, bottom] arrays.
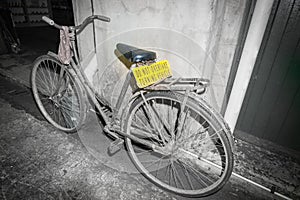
[[75, 15, 110, 33], [42, 16, 54, 25], [95, 15, 110, 22]]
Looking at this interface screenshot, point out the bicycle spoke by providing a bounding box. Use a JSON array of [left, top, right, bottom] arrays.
[[151, 100, 172, 140], [141, 95, 167, 145], [167, 161, 173, 187], [132, 108, 160, 145], [125, 91, 233, 196], [155, 155, 163, 178], [167, 100, 176, 138], [178, 159, 195, 190], [60, 109, 73, 128], [43, 60, 53, 93], [139, 104, 165, 144], [36, 74, 51, 95], [37, 69, 51, 95], [137, 105, 154, 130], [53, 63, 64, 95], [178, 159, 213, 187], [130, 124, 160, 141], [172, 107, 189, 141], [170, 161, 185, 189], [47, 60, 57, 94], [179, 110, 193, 140], [140, 153, 169, 169], [59, 100, 80, 113], [163, 162, 171, 183], [32, 56, 85, 132]]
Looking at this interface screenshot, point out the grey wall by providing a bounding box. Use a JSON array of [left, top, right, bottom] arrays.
[[73, 0, 246, 111]]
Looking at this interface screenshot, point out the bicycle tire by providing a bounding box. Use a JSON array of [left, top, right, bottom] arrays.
[[124, 91, 233, 197], [31, 55, 86, 133]]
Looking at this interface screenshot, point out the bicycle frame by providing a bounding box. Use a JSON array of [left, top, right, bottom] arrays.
[[34, 16, 235, 197], [48, 25, 211, 147]]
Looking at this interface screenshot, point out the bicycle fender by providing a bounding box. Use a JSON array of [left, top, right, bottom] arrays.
[[47, 51, 60, 60], [189, 93, 236, 151]]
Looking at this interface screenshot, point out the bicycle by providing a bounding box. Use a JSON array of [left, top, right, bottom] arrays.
[[0, 10, 21, 54], [31, 15, 234, 197]]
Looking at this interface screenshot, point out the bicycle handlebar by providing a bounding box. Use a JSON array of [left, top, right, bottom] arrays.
[[42, 16, 62, 29], [75, 15, 110, 33], [42, 15, 110, 33]]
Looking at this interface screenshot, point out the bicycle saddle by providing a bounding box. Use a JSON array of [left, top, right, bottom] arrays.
[[116, 43, 156, 63]]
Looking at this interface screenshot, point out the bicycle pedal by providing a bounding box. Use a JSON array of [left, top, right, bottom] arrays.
[[108, 138, 124, 155]]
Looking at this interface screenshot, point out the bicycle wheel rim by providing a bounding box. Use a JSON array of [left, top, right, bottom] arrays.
[[31, 56, 85, 132], [125, 91, 233, 197]]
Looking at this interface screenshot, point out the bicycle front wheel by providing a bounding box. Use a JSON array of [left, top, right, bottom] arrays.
[[31, 55, 86, 132], [124, 91, 233, 197]]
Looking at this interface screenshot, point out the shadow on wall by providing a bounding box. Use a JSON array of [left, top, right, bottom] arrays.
[[73, 0, 246, 111]]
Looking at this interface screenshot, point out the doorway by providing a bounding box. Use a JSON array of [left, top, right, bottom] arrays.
[[236, 0, 300, 152]]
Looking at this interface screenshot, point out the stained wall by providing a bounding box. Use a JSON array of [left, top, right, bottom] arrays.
[[73, 0, 246, 111]]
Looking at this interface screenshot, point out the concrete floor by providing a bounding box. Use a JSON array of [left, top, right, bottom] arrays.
[[0, 97, 174, 200], [0, 77, 276, 200]]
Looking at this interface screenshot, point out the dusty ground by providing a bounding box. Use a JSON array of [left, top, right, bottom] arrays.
[[0, 74, 299, 199], [234, 137, 300, 198], [0, 98, 174, 200], [0, 93, 281, 200]]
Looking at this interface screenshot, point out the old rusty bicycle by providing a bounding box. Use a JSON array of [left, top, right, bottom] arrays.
[[31, 15, 234, 197]]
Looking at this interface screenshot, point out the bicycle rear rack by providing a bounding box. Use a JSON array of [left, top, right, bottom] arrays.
[[144, 77, 209, 94]]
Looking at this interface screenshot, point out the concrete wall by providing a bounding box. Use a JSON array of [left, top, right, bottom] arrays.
[[73, 0, 246, 111], [72, 0, 94, 65]]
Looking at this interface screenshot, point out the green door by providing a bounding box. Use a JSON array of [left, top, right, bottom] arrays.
[[236, 0, 300, 151]]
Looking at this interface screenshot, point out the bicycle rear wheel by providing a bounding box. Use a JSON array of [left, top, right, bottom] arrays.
[[124, 91, 233, 197], [31, 55, 86, 132]]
